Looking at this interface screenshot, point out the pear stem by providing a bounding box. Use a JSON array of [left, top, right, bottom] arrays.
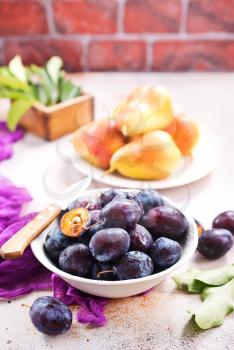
[[102, 167, 115, 177]]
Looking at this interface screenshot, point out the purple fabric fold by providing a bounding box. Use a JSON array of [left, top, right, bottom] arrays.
[[0, 176, 52, 298], [0, 121, 24, 161], [52, 274, 108, 327], [0, 176, 33, 232], [0, 211, 52, 298]]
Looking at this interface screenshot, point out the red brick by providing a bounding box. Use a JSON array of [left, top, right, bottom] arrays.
[[187, 0, 234, 33], [153, 41, 234, 71], [0, 1, 48, 35], [88, 41, 146, 71], [53, 0, 117, 34], [4, 40, 83, 72], [124, 0, 181, 33]]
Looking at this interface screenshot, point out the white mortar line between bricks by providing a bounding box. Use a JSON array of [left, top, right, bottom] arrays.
[[80, 36, 91, 72], [146, 42, 153, 71], [180, 0, 189, 33], [43, 0, 57, 35], [117, 0, 126, 34], [0, 39, 4, 64], [3, 32, 234, 42]]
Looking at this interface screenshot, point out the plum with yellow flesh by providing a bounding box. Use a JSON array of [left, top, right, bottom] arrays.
[[60, 208, 90, 237]]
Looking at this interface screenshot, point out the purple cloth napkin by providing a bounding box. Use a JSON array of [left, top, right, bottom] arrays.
[[52, 274, 108, 327], [0, 121, 24, 161], [0, 176, 108, 327], [0, 176, 33, 231], [0, 176, 51, 298]]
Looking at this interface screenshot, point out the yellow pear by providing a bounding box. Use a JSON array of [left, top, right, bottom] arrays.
[[112, 85, 174, 137], [109, 130, 182, 180]]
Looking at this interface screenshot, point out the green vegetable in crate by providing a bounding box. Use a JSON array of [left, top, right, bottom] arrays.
[[0, 56, 81, 131]]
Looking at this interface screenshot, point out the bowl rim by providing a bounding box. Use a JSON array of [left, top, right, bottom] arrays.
[[31, 188, 198, 286]]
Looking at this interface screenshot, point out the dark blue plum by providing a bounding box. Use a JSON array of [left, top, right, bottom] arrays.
[[129, 224, 153, 253], [68, 196, 101, 211], [76, 230, 92, 246], [89, 210, 101, 225], [113, 251, 154, 280], [30, 296, 72, 335], [44, 227, 77, 263], [100, 197, 143, 230], [126, 192, 144, 214], [150, 237, 182, 268], [59, 243, 93, 276], [136, 189, 164, 213], [198, 229, 233, 259], [89, 228, 130, 262], [89, 222, 106, 235], [100, 189, 127, 207], [141, 206, 189, 241], [212, 211, 234, 235]]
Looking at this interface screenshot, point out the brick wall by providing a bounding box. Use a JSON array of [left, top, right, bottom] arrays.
[[1, 0, 234, 72]]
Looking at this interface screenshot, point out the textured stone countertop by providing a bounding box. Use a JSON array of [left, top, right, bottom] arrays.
[[1, 73, 234, 350]]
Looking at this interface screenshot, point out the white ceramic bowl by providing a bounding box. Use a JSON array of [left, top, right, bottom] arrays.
[[31, 188, 198, 299]]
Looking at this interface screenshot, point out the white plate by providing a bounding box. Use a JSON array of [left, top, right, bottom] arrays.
[[70, 136, 213, 190]]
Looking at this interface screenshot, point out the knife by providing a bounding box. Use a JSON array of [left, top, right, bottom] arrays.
[[0, 176, 91, 260]]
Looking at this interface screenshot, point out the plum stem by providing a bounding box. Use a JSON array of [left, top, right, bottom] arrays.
[[84, 220, 103, 230], [97, 270, 114, 279], [21, 303, 30, 308]]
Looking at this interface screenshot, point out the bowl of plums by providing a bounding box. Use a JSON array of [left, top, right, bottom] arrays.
[[31, 188, 198, 298]]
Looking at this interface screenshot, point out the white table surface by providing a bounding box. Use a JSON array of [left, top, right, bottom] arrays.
[[1, 73, 234, 350]]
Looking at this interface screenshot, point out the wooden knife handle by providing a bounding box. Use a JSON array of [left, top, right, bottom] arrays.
[[0, 203, 61, 260]]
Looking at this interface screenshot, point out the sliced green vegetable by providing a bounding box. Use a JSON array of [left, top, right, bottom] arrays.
[[191, 278, 234, 329], [173, 269, 204, 293], [173, 265, 234, 293], [46, 56, 63, 85], [7, 99, 33, 131], [9, 55, 27, 82]]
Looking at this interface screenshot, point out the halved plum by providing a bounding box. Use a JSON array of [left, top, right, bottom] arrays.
[[60, 208, 90, 237]]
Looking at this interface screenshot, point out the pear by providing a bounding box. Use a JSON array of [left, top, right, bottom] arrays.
[[72, 119, 125, 169], [109, 130, 182, 180], [113, 85, 174, 137], [165, 115, 200, 155]]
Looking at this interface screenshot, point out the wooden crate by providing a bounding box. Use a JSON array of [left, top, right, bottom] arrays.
[[19, 94, 94, 141]]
